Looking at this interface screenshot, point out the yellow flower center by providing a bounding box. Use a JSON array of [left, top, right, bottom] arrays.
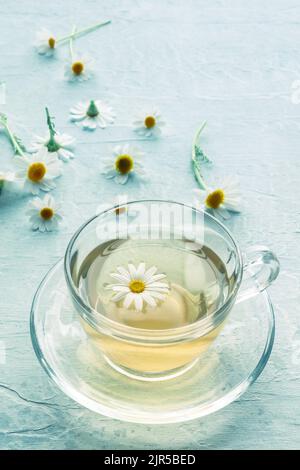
[[144, 115, 156, 128], [205, 189, 225, 209], [48, 37, 56, 49], [27, 162, 46, 183], [129, 280, 145, 294], [40, 207, 54, 220], [115, 154, 134, 174], [72, 61, 84, 75]]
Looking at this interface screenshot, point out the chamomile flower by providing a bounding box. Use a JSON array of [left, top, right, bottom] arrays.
[[26, 195, 63, 232], [0, 171, 15, 195], [30, 108, 75, 162], [34, 28, 57, 56], [102, 144, 145, 185], [106, 263, 169, 311], [34, 21, 111, 58], [15, 147, 62, 195], [64, 55, 94, 82], [133, 110, 165, 137], [70, 100, 115, 130], [193, 177, 241, 220], [31, 133, 75, 162]]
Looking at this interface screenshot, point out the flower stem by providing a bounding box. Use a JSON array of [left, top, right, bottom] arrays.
[[57, 20, 111, 44], [192, 121, 207, 189], [87, 100, 99, 117], [45, 107, 60, 152], [69, 25, 76, 61], [0, 113, 25, 156]]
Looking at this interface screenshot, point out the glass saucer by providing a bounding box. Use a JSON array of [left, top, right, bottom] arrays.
[[30, 259, 275, 424]]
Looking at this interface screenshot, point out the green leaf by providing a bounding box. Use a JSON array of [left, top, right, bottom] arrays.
[[194, 145, 212, 165], [13, 134, 27, 154]]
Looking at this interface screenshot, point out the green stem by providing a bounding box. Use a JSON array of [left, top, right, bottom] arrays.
[[0, 114, 25, 156], [45, 107, 60, 152], [87, 100, 99, 117], [192, 121, 207, 189], [57, 20, 111, 44]]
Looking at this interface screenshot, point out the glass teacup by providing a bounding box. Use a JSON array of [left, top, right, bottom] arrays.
[[64, 200, 279, 381]]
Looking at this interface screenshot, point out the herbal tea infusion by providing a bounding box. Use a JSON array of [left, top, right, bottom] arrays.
[[65, 200, 279, 380], [76, 238, 234, 374]]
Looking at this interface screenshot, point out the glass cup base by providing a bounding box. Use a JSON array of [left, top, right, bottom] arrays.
[[30, 259, 275, 424], [103, 354, 200, 382]]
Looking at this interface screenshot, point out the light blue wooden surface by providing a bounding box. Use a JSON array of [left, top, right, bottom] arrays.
[[0, 0, 299, 450]]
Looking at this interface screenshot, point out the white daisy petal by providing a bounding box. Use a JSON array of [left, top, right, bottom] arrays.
[[104, 169, 118, 179], [110, 273, 131, 284], [215, 207, 231, 220], [128, 264, 138, 279], [112, 291, 127, 302], [123, 292, 135, 309], [57, 149, 74, 162], [144, 266, 158, 280], [146, 291, 166, 301], [148, 273, 166, 282], [134, 295, 143, 311], [109, 285, 130, 292], [115, 173, 129, 185], [136, 262, 146, 278], [141, 292, 157, 307], [116, 266, 131, 279], [146, 281, 169, 288]]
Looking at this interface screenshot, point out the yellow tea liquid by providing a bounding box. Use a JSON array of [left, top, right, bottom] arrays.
[[76, 239, 232, 374]]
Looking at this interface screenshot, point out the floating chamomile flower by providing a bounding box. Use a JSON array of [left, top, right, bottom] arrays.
[[0, 171, 15, 195], [193, 177, 241, 220], [70, 100, 115, 130], [15, 147, 62, 195], [102, 144, 145, 185], [31, 108, 75, 162], [106, 263, 169, 311], [34, 28, 57, 56], [133, 110, 165, 137], [26, 195, 63, 232]]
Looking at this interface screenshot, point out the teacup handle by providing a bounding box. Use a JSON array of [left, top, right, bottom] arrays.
[[235, 245, 280, 304]]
